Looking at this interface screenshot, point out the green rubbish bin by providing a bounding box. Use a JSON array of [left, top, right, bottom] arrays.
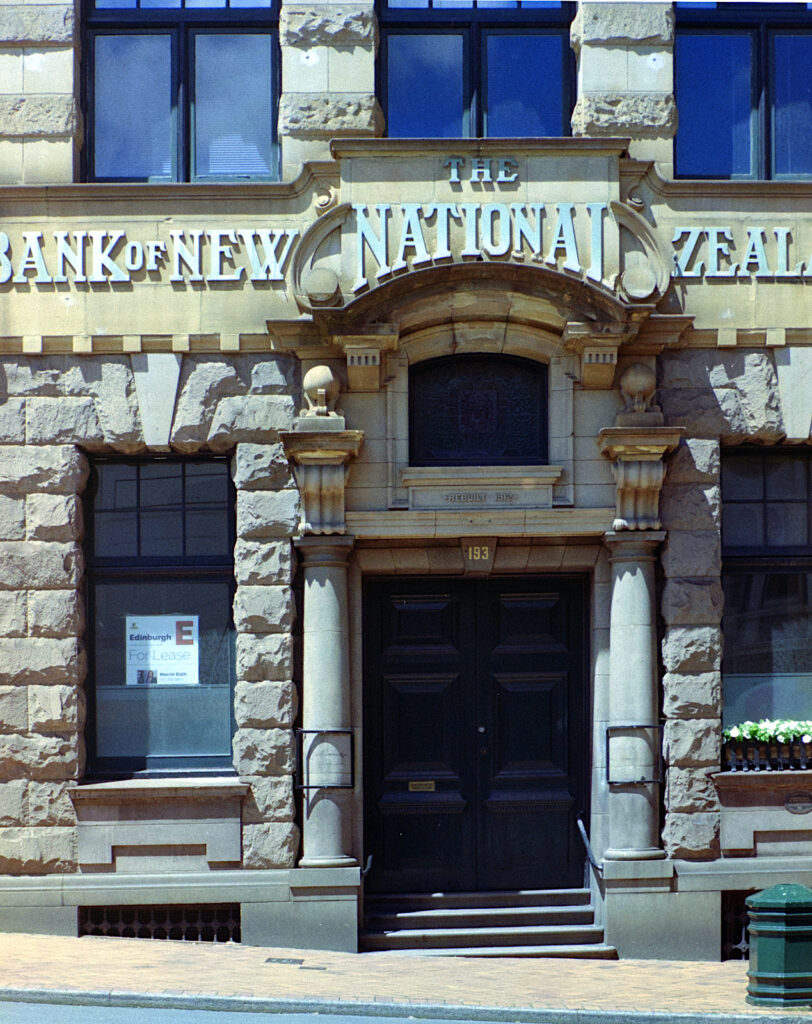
[[746, 883, 812, 1007]]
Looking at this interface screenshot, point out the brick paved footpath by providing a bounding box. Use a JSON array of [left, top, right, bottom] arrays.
[[0, 933, 810, 1023]]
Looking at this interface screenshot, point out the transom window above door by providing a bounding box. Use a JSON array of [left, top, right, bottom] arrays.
[[379, 1, 574, 139], [409, 354, 548, 466]]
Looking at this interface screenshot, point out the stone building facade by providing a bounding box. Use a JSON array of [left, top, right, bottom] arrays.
[[0, 0, 810, 959]]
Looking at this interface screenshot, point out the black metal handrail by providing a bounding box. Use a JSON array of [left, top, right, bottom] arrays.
[[576, 814, 603, 877]]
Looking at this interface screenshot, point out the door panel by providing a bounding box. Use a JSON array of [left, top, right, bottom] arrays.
[[364, 576, 587, 894]]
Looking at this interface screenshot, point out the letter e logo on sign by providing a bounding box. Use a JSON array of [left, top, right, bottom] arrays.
[[176, 620, 194, 645]]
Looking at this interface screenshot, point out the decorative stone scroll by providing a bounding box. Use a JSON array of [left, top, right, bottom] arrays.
[[280, 365, 363, 535]]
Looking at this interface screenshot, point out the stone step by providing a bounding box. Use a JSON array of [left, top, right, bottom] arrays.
[[361, 943, 619, 960], [365, 905, 596, 930], [364, 888, 591, 912], [360, 923, 607, 951]]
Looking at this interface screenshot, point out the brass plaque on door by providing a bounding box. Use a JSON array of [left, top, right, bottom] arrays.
[[408, 780, 436, 792]]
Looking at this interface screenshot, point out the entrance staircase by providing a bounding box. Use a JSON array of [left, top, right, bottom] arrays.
[[360, 888, 617, 958]]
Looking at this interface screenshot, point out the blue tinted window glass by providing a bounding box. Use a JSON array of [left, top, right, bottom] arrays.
[[387, 34, 464, 137], [485, 33, 564, 137], [194, 34, 274, 178], [676, 32, 752, 177], [94, 35, 173, 179], [773, 34, 812, 176]]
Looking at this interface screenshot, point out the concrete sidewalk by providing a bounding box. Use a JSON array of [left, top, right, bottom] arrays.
[[0, 932, 809, 1024]]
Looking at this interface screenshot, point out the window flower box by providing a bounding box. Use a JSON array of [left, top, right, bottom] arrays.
[[722, 720, 812, 772]]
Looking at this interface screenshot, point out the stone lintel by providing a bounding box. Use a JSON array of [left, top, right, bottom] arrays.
[[571, 2, 674, 50], [0, 5, 76, 46]]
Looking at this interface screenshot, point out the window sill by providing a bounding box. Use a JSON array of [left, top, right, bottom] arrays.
[[69, 777, 249, 802]]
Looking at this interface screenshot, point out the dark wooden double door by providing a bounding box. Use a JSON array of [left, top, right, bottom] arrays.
[[363, 577, 588, 894]]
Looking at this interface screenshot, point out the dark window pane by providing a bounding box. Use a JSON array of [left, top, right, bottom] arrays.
[[676, 32, 753, 176], [96, 463, 137, 510], [194, 34, 274, 178], [140, 463, 183, 508], [186, 509, 231, 556], [93, 579, 234, 761], [387, 34, 464, 138], [721, 455, 763, 501], [722, 570, 812, 727], [765, 454, 807, 500], [722, 503, 763, 547], [410, 355, 547, 466], [766, 502, 808, 547], [94, 35, 173, 179], [186, 462, 230, 504], [95, 511, 138, 557], [485, 33, 564, 137], [140, 510, 184, 557], [773, 34, 812, 175]]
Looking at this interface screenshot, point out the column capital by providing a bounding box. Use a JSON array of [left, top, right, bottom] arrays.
[[604, 529, 665, 561], [295, 533, 355, 568], [281, 429, 364, 535]]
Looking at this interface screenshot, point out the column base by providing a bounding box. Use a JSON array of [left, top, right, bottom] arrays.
[[298, 855, 358, 868], [604, 847, 666, 861]]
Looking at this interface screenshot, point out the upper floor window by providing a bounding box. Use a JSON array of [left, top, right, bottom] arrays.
[[675, 3, 812, 178], [85, 0, 279, 182], [409, 354, 548, 466], [379, 1, 573, 138]]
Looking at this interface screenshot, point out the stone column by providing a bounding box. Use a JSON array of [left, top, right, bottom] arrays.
[[295, 534, 356, 867], [604, 531, 665, 860]]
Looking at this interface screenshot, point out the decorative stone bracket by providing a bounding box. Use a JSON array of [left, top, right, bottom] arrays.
[[280, 364, 364, 535], [599, 427, 682, 530]]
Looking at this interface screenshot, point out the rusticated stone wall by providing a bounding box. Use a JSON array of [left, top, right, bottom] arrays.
[[658, 348, 785, 860], [0, 353, 302, 875]]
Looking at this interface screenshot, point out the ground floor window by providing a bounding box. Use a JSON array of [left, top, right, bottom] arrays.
[[721, 449, 812, 728], [86, 457, 236, 774]]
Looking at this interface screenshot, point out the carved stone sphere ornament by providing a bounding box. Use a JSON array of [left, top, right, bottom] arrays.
[[619, 363, 656, 414], [302, 364, 340, 417]]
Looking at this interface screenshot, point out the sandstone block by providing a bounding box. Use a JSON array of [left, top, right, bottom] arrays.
[[237, 490, 299, 540], [171, 358, 244, 452], [235, 680, 297, 729], [250, 359, 297, 395], [2, 357, 91, 397], [208, 396, 296, 451], [658, 388, 728, 439], [0, 6, 75, 45], [0, 637, 84, 686], [0, 780, 25, 825], [26, 494, 83, 542], [235, 540, 293, 586], [0, 687, 27, 732], [1, 733, 80, 780], [0, 542, 82, 590], [0, 592, 25, 637], [25, 397, 103, 448], [666, 767, 720, 814], [279, 93, 384, 138], [662, 672, 722, 719], [28, 590, 84, 638], [662, 625, 721, 674], [571, 2, 673, 47], [281, 5, 375, 47], [241, 776, 295, 824], [661, 530, 720, 579], [662, 812, 720, 861], [233, 585, 295, 633], [665, 439, 719, 484], [232, 727, 294, 776], [0, 399, 25, 443], [0, 95, 78, 139], [660, 484, 720, 532], [0, 446, 88, 496], [27, 781, 76, 826], [236, 633, 293, 682], [87, 360, 142, 452], [28, 684, 82, 734], [572, 94, 676, 137], [663, 718, 720, 768], [242, 822, 299, 869], [661, 579, 723, 627], [232, 443, 293, 491], [0, 826, 76, 873], [0, 495, 25, 541]]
